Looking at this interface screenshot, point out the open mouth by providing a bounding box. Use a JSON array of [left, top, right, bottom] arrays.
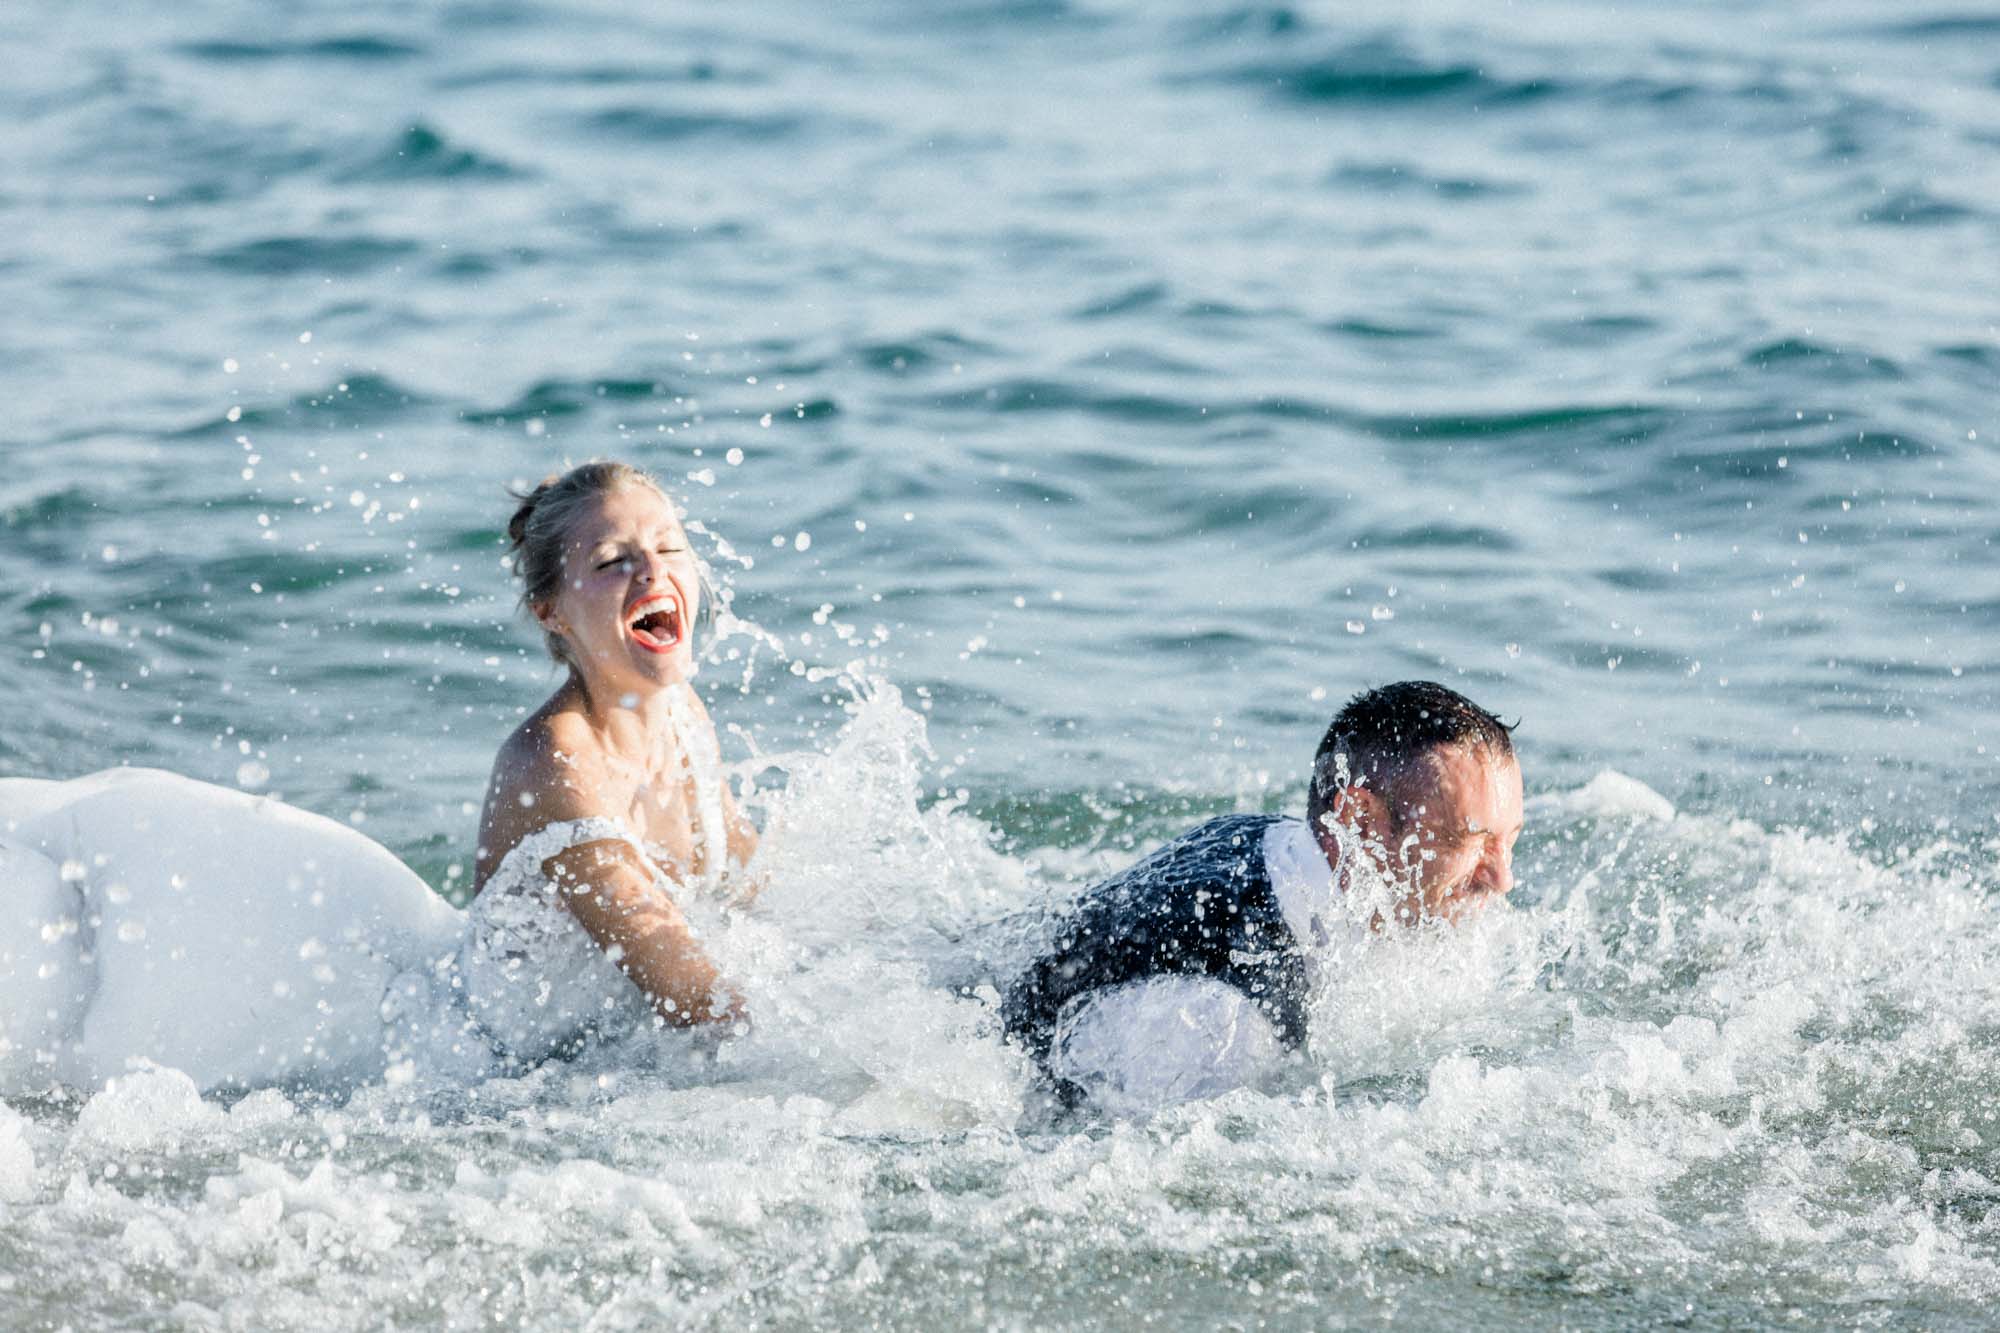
[[626, 598, 683, 653]]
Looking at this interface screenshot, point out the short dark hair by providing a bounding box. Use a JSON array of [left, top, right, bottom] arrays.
[[1306, 680, 1515, 834]]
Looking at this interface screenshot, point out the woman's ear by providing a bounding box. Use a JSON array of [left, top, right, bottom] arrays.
[[532, 601, 566, 637]]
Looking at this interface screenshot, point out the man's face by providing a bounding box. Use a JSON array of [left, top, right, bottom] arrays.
[[1385, 746, 1523, 925]]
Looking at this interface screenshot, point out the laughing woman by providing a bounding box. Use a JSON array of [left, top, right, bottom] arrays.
[[0, 459, 758, 1092], [458, 461, 760, 1060]]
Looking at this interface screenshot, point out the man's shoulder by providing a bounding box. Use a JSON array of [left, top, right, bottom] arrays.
[[1083, 813, 1287, 908], [1168, 812, 1288, 857]]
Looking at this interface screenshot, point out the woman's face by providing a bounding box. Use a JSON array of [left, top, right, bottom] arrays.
[[539, 485, 701, 695]]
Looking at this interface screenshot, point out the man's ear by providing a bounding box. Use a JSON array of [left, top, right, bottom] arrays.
[[1317, 785, 1392, 865]]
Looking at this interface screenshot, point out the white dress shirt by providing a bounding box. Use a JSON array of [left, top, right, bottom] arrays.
[[1045, 817, 1345, 1115]]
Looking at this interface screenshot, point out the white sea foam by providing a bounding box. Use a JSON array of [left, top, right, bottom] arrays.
[[1525, 767, 1677, 822], [74, 1066, 225, 1151], [3, 702, 1998, 1326], [0, 1104, 33, 1205]]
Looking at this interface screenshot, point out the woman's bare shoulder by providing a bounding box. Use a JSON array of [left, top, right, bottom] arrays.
[[475, 709, 619, 887], [495, 707, 613, 787]]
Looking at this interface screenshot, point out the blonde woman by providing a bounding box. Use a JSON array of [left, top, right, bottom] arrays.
[[459, 460, 759, 1060]]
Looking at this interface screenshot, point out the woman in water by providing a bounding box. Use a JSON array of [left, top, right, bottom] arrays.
[[458, 460, 759, 1059], [0, 459, 759, 1091]]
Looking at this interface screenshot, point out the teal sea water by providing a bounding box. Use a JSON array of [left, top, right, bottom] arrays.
[[2, 1, 1998, 1328]]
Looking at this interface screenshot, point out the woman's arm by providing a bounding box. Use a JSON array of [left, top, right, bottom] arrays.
[[544, 838, 747, 1028]]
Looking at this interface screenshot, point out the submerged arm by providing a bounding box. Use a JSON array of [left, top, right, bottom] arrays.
[[1051, 977, 1287, 1114], [544, 838, 747, 1028]]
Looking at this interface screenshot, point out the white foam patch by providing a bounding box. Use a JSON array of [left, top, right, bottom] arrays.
[[1526, 767, 1676, 822], [1307, 903, 1563, 1083], [0, 1103, 34, 1204], [750, 682, 1034, 964], [74, 1066, 223, 1151]]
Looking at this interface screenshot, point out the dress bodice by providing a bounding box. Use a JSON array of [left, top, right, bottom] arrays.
[[459, 683, 734, 1060]]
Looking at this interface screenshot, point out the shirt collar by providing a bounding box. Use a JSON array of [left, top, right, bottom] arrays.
[[1262, 816, 1341, 952]]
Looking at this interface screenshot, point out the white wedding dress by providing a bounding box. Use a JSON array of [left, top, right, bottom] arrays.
[[0, 684, 734, 1094]]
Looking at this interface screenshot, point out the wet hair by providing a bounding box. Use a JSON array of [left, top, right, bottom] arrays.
[[505, 460, 666, 665], [1305, 680, 1515, 836]]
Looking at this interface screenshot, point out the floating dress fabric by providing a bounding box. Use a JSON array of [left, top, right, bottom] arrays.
[[0, 685, 736, 1091], [0, 767, 464, 1094], [458, 683, 734, 1062]]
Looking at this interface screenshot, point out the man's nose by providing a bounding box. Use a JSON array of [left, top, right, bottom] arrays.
[[1480, 845, 1514, 896]]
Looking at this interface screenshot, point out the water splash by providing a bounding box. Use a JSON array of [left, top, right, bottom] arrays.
[[4, 723, 2000, 1324]]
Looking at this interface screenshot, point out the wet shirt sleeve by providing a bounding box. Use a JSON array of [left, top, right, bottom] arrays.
[[1046, 975, 1287, 1115]]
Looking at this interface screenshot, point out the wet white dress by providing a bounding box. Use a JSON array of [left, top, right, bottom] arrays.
[[0, 684, 738, 1092], [457, 684, 735, 1062], [0, 767, 466, 1093]]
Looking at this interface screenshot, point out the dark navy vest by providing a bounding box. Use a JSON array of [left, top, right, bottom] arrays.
[[1001, 814, 1310, 1089]]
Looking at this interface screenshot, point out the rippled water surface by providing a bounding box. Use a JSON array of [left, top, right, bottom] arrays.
[[3, 0, 1998, 1327]]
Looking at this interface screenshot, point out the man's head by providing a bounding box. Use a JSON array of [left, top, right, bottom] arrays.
[[1306, 681, 1522, 925]]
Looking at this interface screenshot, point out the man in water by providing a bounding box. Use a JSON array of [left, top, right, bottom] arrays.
[[1001, 680, 1522, 1113]]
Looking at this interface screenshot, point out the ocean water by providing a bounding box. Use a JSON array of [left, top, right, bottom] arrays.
[[2, 0, 1998, 1327]]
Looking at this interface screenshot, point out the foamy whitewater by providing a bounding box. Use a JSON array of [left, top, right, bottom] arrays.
[[4, 685, 1998, 1327]]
